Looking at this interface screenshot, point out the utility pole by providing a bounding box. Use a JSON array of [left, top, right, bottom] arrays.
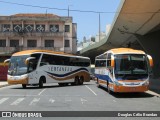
[[99, 13, 101, 42], [68, 5, 69, 17], [68, 5, 73, 17]]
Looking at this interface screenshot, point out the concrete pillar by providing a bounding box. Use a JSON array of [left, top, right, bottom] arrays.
[[0, 24, 1, 31], [10, 21, 13, 31], [135, 30, 160, 78], [22, 21, 24, 30], [34, 21, 36, 31], [6, 37, 9, 47]]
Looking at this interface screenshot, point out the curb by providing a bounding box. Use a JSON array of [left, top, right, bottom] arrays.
[[0, 83, 10, 88], [146, 90, 160, 97]]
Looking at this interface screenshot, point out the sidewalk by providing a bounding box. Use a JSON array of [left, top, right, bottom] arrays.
[[149, 78, 160, 94], [0, 81, 9, 88]]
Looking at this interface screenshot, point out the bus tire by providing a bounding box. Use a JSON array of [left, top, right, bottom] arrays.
[[39, 78, 44, 88], [97, 78, 100, 88], [79, 76, 84, 85], [22, 84, 26, 89], [75, 76, 79, 85], [58, 83, 64, 86], [107, 81, 111, 94], [96, 78, 99, 84], [64, 83, 69, 86], [71, 83, 75, 86]]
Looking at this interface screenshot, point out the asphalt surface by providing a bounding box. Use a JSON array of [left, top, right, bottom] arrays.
[[0, 81, 160, 119]]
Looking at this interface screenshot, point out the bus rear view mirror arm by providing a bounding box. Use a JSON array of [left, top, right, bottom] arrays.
[[25, 57, 35, 65], [111, 55, 114, 67], [4, 59, 10, 66], [147, 55, 153, 67], [4, 59, 10, 63]]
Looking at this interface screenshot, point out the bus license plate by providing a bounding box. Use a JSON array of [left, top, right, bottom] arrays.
[[131, 87, 136, 91]]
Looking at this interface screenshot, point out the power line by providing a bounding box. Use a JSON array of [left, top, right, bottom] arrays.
[[0, 0, 115, 14], [0, 0, 159, 14]]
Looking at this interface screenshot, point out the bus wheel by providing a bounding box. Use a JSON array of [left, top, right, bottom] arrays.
[[22, 84, 26, 89], [58, 83, 64, 86], [96, 78, 100, 88], [64, 83, 69, 86], [107, 82, 111, 94], [39, 79, 44, 88], [75, 76, 79, 85], [96, 78, 99, 84], [71, 83, 74, 86], [79, 76, 84, 85]]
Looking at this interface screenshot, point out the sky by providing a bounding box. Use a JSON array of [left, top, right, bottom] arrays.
[[0, 0, 121, 42]]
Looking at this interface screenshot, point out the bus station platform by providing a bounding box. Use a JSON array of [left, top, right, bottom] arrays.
[[0, 81, 9, 88]]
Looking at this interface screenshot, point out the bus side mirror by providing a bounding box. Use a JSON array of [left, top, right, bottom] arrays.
[[111, 55, 114, 67], [4, 59, 10, 66], [25, 57, 35, 65], [147, 55, 153, 67]]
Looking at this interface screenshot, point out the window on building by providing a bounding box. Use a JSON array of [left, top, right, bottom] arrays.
[[45, 40, 54, 47], [2, 24, 10, 32], [65, 25, 70, 32], [64, 40, 70, 47], [13, 24, 22, 32], [50, 25, 59, 32], [36, 25, 45, 32], [24, 24, 34, 32], [27, 40, 37, 47], [10, 40, 19, 47], [0, 40, 6, 47]]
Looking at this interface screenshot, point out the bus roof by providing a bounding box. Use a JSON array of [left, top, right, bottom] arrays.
[[108, 48, 145, 54], [12, 50, 73, 56], [12, 50, 90, 59]]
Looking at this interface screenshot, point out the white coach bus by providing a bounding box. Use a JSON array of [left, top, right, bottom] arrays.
[[4, 50, 91, 88], [95, 48, 153, 93]]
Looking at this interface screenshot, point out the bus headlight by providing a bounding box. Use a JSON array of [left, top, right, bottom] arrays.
[[21, 74, 28, 79], [114, 81, 123, 86]]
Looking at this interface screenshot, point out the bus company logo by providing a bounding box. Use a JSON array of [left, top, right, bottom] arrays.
[[125, 82, 140, 85], [49, 66, 72, 72]]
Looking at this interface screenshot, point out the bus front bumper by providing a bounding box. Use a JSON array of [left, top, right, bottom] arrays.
[[113, 85, 149, 93], [7, 75, 29, 85]]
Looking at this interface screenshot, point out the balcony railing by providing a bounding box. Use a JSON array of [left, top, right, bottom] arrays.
[[0, 47, 72, 54], [0, 31, 64, 37]]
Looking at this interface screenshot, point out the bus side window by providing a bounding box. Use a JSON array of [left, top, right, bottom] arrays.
[[108, 53, 113, 73], [40, 54, 50, 66], [95, 60, 99, 67], [107, 60, 111, 67]]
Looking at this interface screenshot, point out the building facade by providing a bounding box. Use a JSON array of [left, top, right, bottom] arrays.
[[0, 13, 77, 54]]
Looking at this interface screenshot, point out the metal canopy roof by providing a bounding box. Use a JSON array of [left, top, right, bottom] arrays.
[[80, 0, 160, 62]]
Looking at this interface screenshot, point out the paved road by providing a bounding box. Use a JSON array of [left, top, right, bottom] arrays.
[[0, 80, 160, 119]]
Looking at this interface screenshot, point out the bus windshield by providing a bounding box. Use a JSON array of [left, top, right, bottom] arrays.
[[114, 54, 148, 79], [8, 55, 29, 76]]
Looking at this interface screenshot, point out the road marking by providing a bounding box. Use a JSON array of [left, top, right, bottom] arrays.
[[49, 99, 55, 103], [38, 89, 46, 96], [85, 85, 97, 96], [146, 90, 160, 97], [0, 98, 9, 104], [81, 98, 87, 104], [10, 98, 25, 105], [29, 98, 40, 105]]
